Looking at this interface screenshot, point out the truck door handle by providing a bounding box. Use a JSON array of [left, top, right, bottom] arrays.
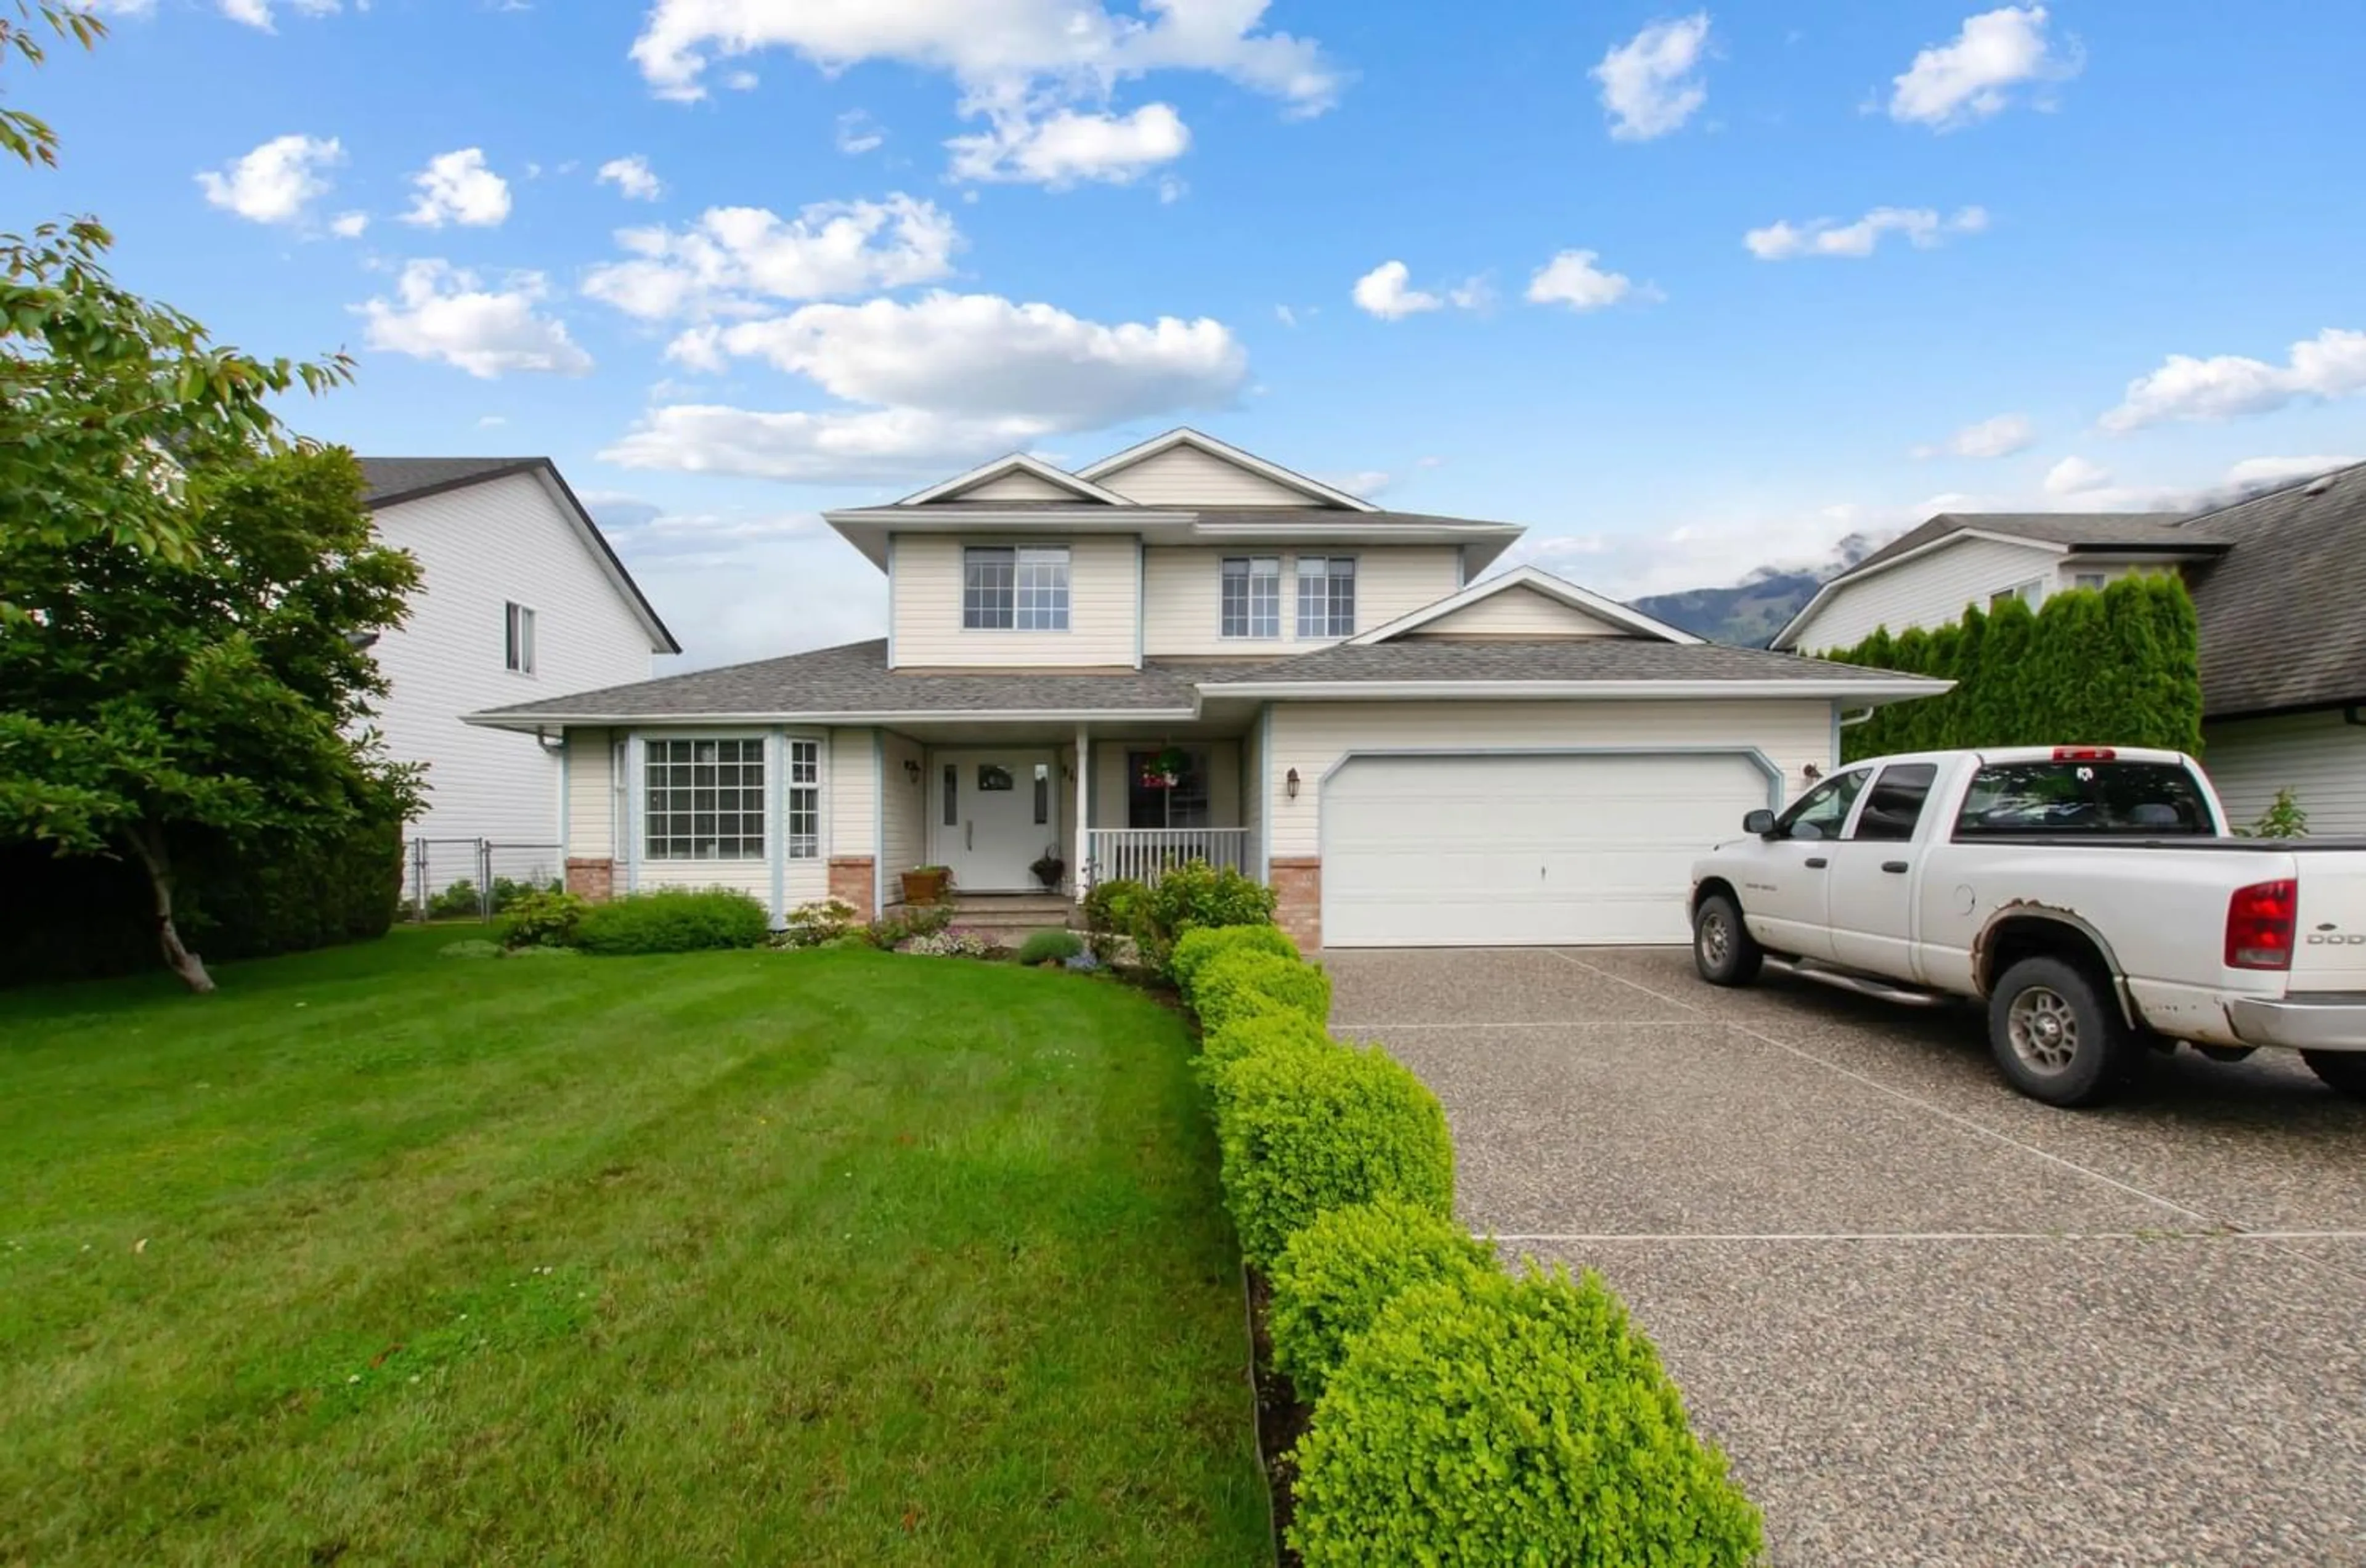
[[1882, 861, 1909, 874], [1804, 857, 1828, 869], [966, 820, 974, 851]]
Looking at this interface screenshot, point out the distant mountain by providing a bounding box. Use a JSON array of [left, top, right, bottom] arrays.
[[1632, 532, 1884, 647]]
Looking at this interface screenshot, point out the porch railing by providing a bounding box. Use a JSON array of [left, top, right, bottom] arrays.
[[1086, 827, 1253, 888]]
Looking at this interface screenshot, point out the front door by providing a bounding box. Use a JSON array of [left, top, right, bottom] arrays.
[[932, 750, 1055, 892]]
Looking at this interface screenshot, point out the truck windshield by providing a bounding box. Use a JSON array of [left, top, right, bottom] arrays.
[[1953, 760, 2214, 837]]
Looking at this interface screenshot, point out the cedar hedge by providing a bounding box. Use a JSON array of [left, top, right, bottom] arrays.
[[1267, 1196, 1495, 1400]]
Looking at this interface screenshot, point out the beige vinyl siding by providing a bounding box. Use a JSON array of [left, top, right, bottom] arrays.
[[829, 726, 877, 859], [1090, 740, 1242, 829], [1092, 443, 1315, 506], [891, 534, 1137, 667], [564, 728, 614, 858], [2201, 710, 2366, 836], [1263, 699, 1834, 858], [882, 731, 927, 879], [1242, 710, 1267, 874], [1791, 536, 2061, 653], [1141, 545, 1462, 655], [1409, 587, 1625, 637], [951, 470, 1081, 502]]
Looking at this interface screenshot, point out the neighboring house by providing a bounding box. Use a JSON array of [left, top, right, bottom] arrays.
[[362, 458, 680, 859], [468, 429, 1942, 950], [1772, 461, 2366, 834]]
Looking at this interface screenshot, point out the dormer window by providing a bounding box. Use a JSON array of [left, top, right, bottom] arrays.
[[963, 545, 1069, 631], [1221, 556, 1280, 639], [1296, 556, 1357, 638]]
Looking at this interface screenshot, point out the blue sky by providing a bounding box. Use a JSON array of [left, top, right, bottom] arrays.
[[37, 1, 2366, 667]]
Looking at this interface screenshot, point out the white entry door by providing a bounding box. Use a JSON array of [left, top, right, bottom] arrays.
[[932, 750, 1056, 892], [1322, 752, 1774, 948]]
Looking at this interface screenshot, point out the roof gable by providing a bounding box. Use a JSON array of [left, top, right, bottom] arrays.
[[1076, 428, 1380, 511], [896, 452, 1133, 507], [1354, 566, 1701, 646]]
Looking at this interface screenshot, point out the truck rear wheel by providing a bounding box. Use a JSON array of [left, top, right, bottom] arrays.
[[1987, 956, 2136, 1107], [1692, 892, 1762, 987], [2301, 1050, 2366, 1100]]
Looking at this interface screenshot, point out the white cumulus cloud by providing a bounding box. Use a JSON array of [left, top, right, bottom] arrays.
[[403, 148, 513, 228], [217, 0, 337, 30], [357, 261, 593, 379], [946, 102, 1190, 187], [1745, 205, 1987, 260], [1525, 250, 1640, 311], [583, 195, 961, 321], [1890, 5, 2079, 129], [330, 210, 369, 238], [835, 110, 885, 155], [1913, 412, 2035, 459], [1352, 261, 1442, 320], [2100, 328, 2366, 433], [598, 156, 665, 201], [1591, 12, 1710, 141], [2043, 455, 2112, 495], [195, 134, 343, 225]]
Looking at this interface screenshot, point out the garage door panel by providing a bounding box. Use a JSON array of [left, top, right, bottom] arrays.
[[1323, 753, 1768, 948]]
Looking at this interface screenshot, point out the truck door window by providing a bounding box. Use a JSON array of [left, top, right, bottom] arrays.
[[1774, 770, 1869, 842], [1954, 761, 2213, 837], [1850, 763, 1938, 842]]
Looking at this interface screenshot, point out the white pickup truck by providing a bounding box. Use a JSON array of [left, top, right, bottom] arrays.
[[1688, 746, 2366, 1106]]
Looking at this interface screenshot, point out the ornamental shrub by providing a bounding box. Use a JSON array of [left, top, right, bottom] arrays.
[[1016, 928, 1086, 965], [1083, 876, 1148, 937], [1267, 1197, 1495, 1400], [571, 887, 770, 955], [1213, 1039, 1453, 1270], [1135, 861, 1277, 975], [1172, 922, 1301, 1002], [1193, 949, 1331, 1035], [777, 898, 861, 949], [1290, 1269, 1763, 1566], [860, 903, 953, 949], [1198, 998, 1336, 1115], [498, 889, 588, 949]]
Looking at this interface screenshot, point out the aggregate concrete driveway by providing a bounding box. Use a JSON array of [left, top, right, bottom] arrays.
[[1324, 946, 2366, 1567]]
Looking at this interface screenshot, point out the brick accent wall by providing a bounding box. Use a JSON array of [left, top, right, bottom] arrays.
[[1270, 856, 1322, 951], [564, 857, 614, 903], [828, 856, 878, 922]]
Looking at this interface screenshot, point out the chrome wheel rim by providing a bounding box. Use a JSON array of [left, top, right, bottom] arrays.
[[2007, 986, 2079, 1073], [1699, 908, 1731, 969]]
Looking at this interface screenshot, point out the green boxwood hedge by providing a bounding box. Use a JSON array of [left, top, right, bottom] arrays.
[[1267, 1196, 1494, 1400], [1172, 922, 1301, 1001], [1213, 1039, 1453, 1270], [1290, 1268, 1763, 1566], [1198, 998, 1336, 1111], [1193, 949, 1331, 1034], [571, 887, 771, 955]]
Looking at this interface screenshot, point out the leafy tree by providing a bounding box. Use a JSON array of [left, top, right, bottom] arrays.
[[0, 1, 99, 169], [0, 447, 421, 991]]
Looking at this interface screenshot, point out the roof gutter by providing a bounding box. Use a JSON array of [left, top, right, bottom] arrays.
[[463, 705, 1204, 733], [1199, 678, 1956, 702]]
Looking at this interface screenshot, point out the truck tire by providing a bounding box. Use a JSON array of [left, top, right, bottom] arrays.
[[1693, 892, 1763, 987], [1987, 956, 2136, 1107], [2301, 1050, 2366, 1100]]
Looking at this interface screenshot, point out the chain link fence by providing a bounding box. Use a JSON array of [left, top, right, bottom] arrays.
[[405, 839, 564, 922]]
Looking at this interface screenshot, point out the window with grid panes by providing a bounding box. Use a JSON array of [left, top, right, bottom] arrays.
[[1221, 556, 1280, 638], [1296, 556, 1356, 638], [963, 545, 1069, 630], [644, 738, 767, 860], [785, 739, 819, 859]]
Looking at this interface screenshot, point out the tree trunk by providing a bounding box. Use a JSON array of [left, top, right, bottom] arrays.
[[123, 823, 214, 994]]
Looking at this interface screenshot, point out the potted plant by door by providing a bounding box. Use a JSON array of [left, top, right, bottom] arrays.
[[901, 864, 953, 906], [1030, 850, 1067, 893]]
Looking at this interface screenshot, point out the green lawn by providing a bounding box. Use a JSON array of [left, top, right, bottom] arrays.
[[0, 931, 1268, 1566]]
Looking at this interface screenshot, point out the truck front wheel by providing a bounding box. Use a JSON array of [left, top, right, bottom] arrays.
[[1692, 892, 1762, 987], [1987, 956, 2137, 1107], [2301, 1050, 2366, 1100]]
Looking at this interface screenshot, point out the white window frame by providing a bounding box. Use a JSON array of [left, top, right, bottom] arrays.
[[1295, 555, 1357, 640], [1988, 577, 2044, 611], [1220, 556, 1281, 640], [784, 736, 821, 860], [2071, 570, 2108, 591], [504, 601, 537, 675], [962, 544, 1070, 632], [643, 735, 771, 862]]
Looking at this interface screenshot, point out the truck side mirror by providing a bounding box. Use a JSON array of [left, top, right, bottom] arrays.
[[1743, 809, 1778, 837]]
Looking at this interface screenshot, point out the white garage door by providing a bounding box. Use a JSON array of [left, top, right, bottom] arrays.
[[1322, 752, 1771, 948]]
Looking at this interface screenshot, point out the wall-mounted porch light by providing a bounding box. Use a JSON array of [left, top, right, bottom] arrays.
[[902, 759, 922, 784], [1285, 767, 1301, 800]]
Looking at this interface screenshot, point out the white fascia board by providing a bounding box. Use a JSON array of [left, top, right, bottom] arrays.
[[825, 508, 1196, 567], [1074, 427, 1383, 512], [522, 466, 680, 654], [465, 705, 1204, 733], [1198, 678, 1956, 702], [1772, 529, 2067, 649], [1349, 563, 1702, 646], [893, 452, 1135, 507]]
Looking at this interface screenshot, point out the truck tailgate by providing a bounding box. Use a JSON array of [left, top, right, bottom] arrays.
[[2294, 855, 2366, 991]]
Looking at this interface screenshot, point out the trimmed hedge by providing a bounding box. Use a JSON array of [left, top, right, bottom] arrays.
[[1290, 1269, 1763, 1566], [1267, 1196, 1494, 1400], [1137, 861, 1277, 974], [1198, 998, 1336, 1111], [1173, 922, 1301, 1001], [1193, 949, 1331, 1034], [1213, 1039, 1454, 1270], [571, 887, 770, 955]]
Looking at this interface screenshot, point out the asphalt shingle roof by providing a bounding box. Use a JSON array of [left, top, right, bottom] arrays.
[[1203, 638, 1925, 686], [1837, 511, 2202, 582], [358, 457, 544, 506], [2179, 461, 2366, 717]]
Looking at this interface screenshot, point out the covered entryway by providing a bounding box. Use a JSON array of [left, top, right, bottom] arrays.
[[1320, 750, 1776, 947]]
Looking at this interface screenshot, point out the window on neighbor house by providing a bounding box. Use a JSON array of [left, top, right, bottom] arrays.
[[644, 738, 769, 861], [1296, 556, 1357, 638], [1221, 556, 1281, 638], [1988, 578, 2043, 611], [963, 545, 1070, 630], [2072, 571, 2108, 591], [504, 602, 536, 673]]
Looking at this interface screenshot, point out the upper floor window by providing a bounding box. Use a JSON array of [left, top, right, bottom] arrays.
[[964, 545, 1069, 630], [1296, 556, 1357, 638], [504, 602, 536, 674], [1221, 556, 1280, 639]]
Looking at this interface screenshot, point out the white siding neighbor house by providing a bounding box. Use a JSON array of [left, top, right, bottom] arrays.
[[468, 429, 1944, 949], [1771, 465, 2366, 835], [362, 458, 679, 879]]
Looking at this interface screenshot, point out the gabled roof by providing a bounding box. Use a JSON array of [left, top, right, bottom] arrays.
[[1351, 564, 1702, 646], [823, 502, 1526, 571], [1076, 427, 1382, 512], [359, 455, 680, 655], [1201, 638, 1949, 703], [2178, 460, 2366, 718], [894, 452, 1136, 507]]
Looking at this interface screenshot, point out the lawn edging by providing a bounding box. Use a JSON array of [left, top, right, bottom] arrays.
[[1171, 921, 1767, 1565]]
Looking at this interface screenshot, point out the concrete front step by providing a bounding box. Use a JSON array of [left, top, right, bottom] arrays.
[[889, 897, 1079, 933]]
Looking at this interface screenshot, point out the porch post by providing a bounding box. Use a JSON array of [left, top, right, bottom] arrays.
[[1072, 723, 1090, 904]]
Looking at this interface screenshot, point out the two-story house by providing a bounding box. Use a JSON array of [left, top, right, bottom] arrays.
[[468, 429, 1941, 950], [362, 458, 680, 882], [1772, 461, 2366, 835]]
